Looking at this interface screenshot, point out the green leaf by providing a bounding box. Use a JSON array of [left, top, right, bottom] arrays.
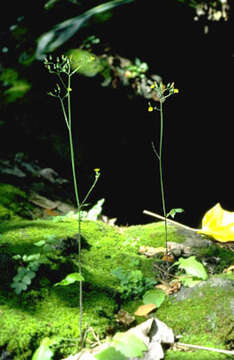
[[167, 208, 184, 219], [4, 80, 31, 103], [179, 276, 202, 288], [54, 272, 84, 286], [26, 254, 41, 262], [176, 256, 208, 280], [44, 234, 57, 242], [143, 289, 166, 308], [95, 346, 127, 360], [36, 0, 134, 59], [12, 255, 22, 260], [112, 332, 147, 358], [29, 262, 40, 272], [24, 270, 36, 280], [32, 338, 54, 360], [16, 267, 28, 277], [22, 276, 32, 285], [34, 240, 46, 247], [11, 282, 27, 294]]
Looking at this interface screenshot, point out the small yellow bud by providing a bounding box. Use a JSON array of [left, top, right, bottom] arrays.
[[148, 106, 154, 112], [67, 87, 72, 92], [150, 83, 155, 89], [174, 88, 179, 93], [124, 70, 132, 78], [94, 168, 100, 173]]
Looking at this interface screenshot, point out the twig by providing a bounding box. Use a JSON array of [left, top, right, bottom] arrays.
[[177, 342, 234, 355], [143, 210, 199, 232], [153, 262, 177, 279]]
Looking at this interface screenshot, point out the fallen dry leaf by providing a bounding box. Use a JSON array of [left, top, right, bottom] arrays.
[[138, 246, 166, 257], [223, 265, 234, 273], [44, 209, 59, 217], [115, 309, 135, 326], [155, 283, 171, 295], [134, 303, 157, 317], [197, 203, 234, 242], [156, 280, 181, 295]]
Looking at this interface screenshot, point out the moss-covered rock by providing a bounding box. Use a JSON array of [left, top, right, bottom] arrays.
[[0, 198, 233, 359], [157, 275, 234, 360], [0, 216, 172, 358]]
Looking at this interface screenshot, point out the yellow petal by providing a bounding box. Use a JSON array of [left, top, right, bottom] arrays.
[[197, 203, 234, 242]]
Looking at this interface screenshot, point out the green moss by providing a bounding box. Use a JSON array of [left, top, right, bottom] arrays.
[[81, 221, 156, 290], [0, 204, 15, 220], [165, 349, 230, 360], [0, 205, 233, 359], [194, 245, 234, 273], [122, 222, 184, 247], [156, 281, 233, 359], [0, 183, 33, 219], [0, 287, 116, 359]]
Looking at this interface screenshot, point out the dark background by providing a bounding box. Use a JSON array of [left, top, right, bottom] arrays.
[[0, 0, 233, 227]]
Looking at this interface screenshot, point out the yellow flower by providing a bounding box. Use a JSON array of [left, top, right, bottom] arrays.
[[94, 168, 100, 173], [148, 106, 154, 112], [174, 88, 179, 93], [150, 83, 155, 89]]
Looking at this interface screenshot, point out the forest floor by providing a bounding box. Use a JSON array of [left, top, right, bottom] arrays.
[[0, 157, 233, 360]]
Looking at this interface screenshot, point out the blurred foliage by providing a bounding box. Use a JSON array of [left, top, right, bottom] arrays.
[[66, 48, 105, 77], [177, 0, 230, 22], [0, 0, 231, 156], [0, 0, 229, 107], [0, 68, 31, 103], [36, 0, 135, 59]]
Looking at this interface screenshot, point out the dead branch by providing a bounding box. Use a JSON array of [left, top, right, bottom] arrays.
[[143, 210, 199, 232], [176, 342, 234, 355]]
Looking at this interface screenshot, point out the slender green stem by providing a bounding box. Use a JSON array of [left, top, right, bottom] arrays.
[[46, 56, 103, 349], [81, 173, 100, 208], [59, 97, 69, 130], [58, 73, 68, 92], [66, 73, 83, 345], [47, 56, 101, 348], [159, 100, 168, 256]]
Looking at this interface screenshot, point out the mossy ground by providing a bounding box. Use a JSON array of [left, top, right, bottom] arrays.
[[158, 284, 233, 360], [0, 183, 34, 220], [0, 209, 180, 359], [0, 183, 233, 359]]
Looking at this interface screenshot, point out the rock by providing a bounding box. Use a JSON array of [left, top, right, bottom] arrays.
[[175, 275, 234, 302], [175, 227, 213, 249], [0, 165, 26, 178], [62, 318, 174, 360]]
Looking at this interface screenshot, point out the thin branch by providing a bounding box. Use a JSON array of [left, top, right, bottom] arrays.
[[151, 141, 160, 160], [177, 342, 234, 356], [143, 209, 199, 232], [80, 173, 100, 208], [58, 73, 68, 91], [59, 97, 69, 130]]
